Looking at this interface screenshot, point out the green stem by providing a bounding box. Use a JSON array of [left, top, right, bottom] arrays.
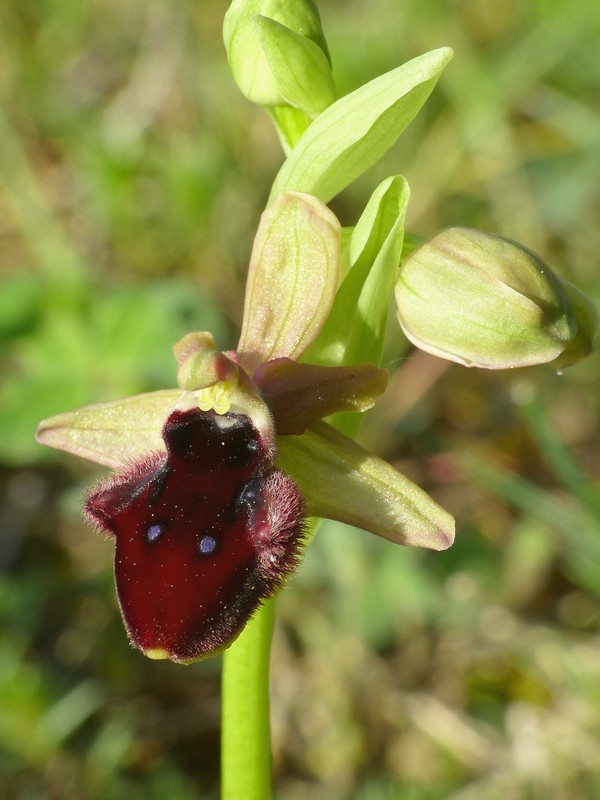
[[221, 598, 275, 800]]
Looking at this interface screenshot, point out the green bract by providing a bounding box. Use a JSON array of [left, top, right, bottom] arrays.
[[394, 227, 594, 369], [307, 175, 410, 368], [269, 48, 453, 203]]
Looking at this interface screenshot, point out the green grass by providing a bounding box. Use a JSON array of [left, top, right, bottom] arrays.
[[1, 1, 599, 798]]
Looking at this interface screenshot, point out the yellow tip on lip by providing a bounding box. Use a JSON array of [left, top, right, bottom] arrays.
[[144, 648, 170, 661]]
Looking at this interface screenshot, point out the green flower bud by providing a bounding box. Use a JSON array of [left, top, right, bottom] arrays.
[[223, 0, 332, 110], [395, 227, 581, 369], [552, 279, 599, 370]]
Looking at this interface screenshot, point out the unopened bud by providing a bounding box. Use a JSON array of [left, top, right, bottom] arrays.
[[395, 227, 590, 369], [552, 279, 599, 370], [223, 0, 332, 110]]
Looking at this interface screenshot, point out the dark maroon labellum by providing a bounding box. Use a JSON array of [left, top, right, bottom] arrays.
[[85, 407, 305, 662]]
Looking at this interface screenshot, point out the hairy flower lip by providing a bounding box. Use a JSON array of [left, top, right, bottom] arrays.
[[84, 405, 306, 663]]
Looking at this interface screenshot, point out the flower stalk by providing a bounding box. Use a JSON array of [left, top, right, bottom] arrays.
[[221, 599, 275, 800]]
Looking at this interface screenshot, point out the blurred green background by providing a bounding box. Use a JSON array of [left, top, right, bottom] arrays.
[[1, 0, 600, 798]]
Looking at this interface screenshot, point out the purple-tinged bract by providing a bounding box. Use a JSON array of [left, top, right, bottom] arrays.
[[85, 407, 305, 663]]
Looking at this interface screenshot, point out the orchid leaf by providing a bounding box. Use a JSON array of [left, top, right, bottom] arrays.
[[253, 357, 388, 434], [35, 390, 182, 468], [237, 191, 341, 374], [306, 175, 409, 369], [276, 421, 454, 551], [269, 47, 453, 204], [256, 16, 336, 116]]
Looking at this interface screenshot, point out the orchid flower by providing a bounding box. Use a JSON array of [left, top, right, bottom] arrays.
[[36, 192, 455, 664]]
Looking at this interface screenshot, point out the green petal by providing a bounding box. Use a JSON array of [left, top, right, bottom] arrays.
[[269, 48, 453, 204], [253, 358, 389, 434], [36, 390, 182, 467], [237, 191, 341, 374], [276, 421, 454, 550]]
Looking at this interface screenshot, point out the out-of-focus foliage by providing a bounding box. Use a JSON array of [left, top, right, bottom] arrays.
[[1, 0, 599, 798]]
